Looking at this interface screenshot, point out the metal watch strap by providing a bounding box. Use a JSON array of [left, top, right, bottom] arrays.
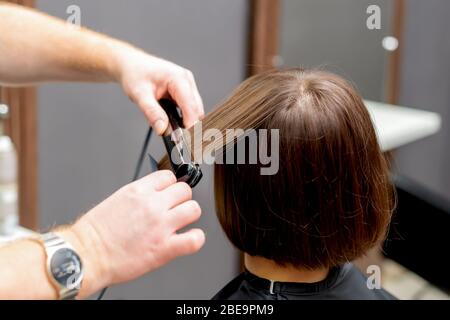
[[42, 232, 66, 248], [42, 232, 80, 300]]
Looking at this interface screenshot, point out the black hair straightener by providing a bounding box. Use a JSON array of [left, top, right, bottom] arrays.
[[97, 98, 202, 300], [159, 98, 203, 187]]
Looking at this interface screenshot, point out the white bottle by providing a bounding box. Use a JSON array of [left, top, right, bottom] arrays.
[[0, 104, 19, 235]]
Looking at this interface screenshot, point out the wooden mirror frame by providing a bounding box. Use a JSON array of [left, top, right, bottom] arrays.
[[0, 0, 38, 230]]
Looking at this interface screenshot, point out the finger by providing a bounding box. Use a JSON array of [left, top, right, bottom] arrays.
[[185, 71, 205, 121], [168, 200, 202, 231], [159, 181, 192, 209], [167, 228, 205, 258], [137, 91, 169, 135], [137, 170, 176, 191], [167, 75, 200, 128]]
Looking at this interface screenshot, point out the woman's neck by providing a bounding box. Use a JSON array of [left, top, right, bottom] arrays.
[[244, 254, 329, 283]]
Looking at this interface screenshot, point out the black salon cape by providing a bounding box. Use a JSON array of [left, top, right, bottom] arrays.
[[212, 263, 396, 300]]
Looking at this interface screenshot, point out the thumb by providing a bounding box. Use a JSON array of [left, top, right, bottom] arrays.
[[137, 93, 169, 135]]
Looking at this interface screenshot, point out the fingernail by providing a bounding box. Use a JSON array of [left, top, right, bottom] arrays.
[[154, 119, 167, 135]]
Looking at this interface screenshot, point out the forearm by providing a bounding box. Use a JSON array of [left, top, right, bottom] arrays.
[[0, 221, 108, 299], [0, 237, 56, 299], [0, 3, 204, 132], [0, 3, 129, 85]]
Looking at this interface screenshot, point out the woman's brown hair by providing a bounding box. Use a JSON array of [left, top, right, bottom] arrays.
[[160, 68, 394, 269]]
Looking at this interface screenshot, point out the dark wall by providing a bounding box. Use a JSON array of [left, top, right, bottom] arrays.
[[394, 0, 450, 200]]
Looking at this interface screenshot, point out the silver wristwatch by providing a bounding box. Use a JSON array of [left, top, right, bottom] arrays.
[[39, 232, 84, 300]]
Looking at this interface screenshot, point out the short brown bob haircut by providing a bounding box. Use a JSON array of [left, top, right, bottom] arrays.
[[161, 68, 394, 269]]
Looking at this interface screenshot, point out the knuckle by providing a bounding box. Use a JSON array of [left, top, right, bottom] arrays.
[[123, 185, 146, 208], [130, 86, 147, 104], [126, 182, 142, 196], [183, 236, 199, 253], [184, 69, 194, 80], [166, 76, 176, 90], [162, 170, 177, 183], [188, 200, 201, 217], [144, 103, 160, 118], [145, 200, 164, 216], [178, 182, 192, 199]]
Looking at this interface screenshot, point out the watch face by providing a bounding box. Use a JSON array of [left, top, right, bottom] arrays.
[[50, 248, 83, 289]]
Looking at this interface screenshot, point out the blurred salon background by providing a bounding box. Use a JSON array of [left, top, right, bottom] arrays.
[[0, 0, 448, 299]]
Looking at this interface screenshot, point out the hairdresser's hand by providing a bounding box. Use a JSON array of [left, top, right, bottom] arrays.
[[0, 4, 203, 134], [113, 44, 204, 134], [61, 170, 205, 297]]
